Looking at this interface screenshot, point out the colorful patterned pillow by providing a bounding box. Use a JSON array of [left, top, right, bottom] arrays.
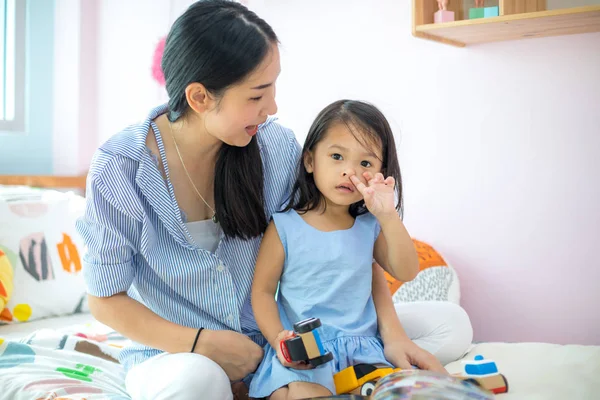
[[0, 186, 88, 324], [384, 239, 460, 304]]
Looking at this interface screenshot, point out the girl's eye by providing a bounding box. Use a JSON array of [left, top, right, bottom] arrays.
[[331, 153, 342, 161], [361, 160, 372, 168], [250, 96, 263, 101]]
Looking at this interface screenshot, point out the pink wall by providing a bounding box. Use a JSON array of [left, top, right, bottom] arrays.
[[257, 0, 600, 345], [71, 0, 600, 344]]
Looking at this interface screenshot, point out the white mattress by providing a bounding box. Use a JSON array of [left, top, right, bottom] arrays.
[[2, 316, 598, 399], [445, 342, 600, 399]]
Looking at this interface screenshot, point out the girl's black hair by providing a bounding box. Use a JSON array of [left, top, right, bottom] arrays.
[[285, 100, 403, 218], [162, 0, 277, 239]]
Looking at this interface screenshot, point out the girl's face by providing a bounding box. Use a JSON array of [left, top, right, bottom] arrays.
[[304, 122, 384, 208], [203, 44, 281, 147]]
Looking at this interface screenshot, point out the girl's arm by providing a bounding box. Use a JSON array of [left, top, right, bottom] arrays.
[[349, 172, 418, 282], [371, 262, 446, 372], [373, 213, 419, 282], [371, 262, 411, 345], [251, 221, 286, 348]]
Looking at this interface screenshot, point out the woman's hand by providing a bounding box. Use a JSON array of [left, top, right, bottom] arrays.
[[274, 330, 314, 370], [350, 172, 396, 219], [384, 338, 447, 374], [195, 329, 264, 381]]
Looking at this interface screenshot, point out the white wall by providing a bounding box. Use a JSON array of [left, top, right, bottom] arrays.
[[255, 0, 600, 345], [96, 0, 171, 145], [73, 0, 600, 345]]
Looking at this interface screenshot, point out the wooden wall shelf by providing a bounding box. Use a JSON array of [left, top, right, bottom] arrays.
[[413, 2, 600, 47], [0, 174, 87, 191]]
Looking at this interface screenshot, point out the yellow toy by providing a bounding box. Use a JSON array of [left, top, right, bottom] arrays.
[[334, 363, 401, 396], [0, 249, 15, 318]]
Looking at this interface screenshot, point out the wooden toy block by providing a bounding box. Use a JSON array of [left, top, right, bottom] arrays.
[[434, 10, 455, 23], [469, 8, 485, 19], [484, 6, 499, 17]]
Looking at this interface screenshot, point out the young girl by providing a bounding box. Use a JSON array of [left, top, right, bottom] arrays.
[[250, 100, 422, 399]]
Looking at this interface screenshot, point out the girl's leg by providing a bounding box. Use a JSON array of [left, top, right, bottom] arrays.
[[395, 301, 473, 365], [288, 381, 332, 399], [125, 352, 233, 400], [269, 382, 332, 400]]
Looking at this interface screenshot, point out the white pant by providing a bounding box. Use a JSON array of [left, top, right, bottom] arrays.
[[125, 301, 473, 400]]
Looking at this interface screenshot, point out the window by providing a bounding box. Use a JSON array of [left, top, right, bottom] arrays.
[[0, 0, 25, 132]]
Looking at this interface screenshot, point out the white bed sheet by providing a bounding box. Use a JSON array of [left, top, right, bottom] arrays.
[[3, 317, 599, 399], [445, 342, 600, 400]]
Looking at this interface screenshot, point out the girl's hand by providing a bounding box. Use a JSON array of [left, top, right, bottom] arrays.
[[350, 172, 396, 219], [274, 330, 314, 370], [383, 338, 447, 373]]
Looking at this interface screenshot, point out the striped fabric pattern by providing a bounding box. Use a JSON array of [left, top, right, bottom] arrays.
[[76, 104, 301, 372]]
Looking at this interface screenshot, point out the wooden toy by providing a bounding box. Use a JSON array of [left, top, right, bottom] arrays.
[[434, 0, 455, 23], [453, 355, 509, 394], [334, 363, 401, 396], [280, 317, 333, 367]]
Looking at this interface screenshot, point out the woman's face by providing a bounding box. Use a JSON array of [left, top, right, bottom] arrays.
[[204, 44, 281, 147]]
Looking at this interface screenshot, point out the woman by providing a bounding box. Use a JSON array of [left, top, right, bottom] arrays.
[[77, 1, 473, 399]]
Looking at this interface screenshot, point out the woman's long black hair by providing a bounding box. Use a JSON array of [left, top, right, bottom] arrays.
[[162, 0, 277, 239], [285, 100, 403, 218]]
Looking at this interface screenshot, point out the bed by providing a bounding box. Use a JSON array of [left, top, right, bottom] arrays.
[[2, 314, 599, 399], [1, 176, 599, 399]]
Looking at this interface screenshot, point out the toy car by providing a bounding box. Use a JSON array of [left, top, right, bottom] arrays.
[[280, 317, 333, 367], [334, 363, 401, 395], [453, 355, 509, 394]]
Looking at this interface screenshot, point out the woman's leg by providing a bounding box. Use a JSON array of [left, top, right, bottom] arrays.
[[125, 352, 233, 400], [395, 301, 473, 365]]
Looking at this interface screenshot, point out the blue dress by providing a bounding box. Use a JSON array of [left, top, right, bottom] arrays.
[[249, 209, 391, 397]]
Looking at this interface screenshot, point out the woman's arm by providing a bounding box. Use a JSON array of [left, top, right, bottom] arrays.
[[89, 293, 264, 381], [251, 221, 286, 348], [81, 169, 262, 381], [88, 293, 197, 353]]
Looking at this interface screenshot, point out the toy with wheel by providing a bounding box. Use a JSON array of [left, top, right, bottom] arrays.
[[334, 363, 401, 395], [280, 317, 333, 368], [453, 355, 509, 394]]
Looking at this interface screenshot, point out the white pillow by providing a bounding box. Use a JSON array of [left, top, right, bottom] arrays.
[[387, 239, 461, 305], [0, 186, 88, 324]]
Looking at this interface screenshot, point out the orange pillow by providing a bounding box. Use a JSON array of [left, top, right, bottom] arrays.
[[383, 239, 448, 294]]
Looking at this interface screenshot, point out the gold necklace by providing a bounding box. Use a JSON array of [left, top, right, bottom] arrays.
[[168, 121, 218, 224]]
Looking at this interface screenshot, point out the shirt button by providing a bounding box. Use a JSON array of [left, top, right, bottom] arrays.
[[227, 314, 234, 322], [216, 263, 225, 272]]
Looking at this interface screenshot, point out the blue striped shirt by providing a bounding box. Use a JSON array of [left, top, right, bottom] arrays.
[[76, 104, 301, 372]]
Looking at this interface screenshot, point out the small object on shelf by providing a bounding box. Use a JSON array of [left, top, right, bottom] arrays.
[[469, 7, 485, 19], [484, 6, 499, 17], [435, 10, 455, 23], [434, 0, 454, 23], [280, 317, 333, 368]]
